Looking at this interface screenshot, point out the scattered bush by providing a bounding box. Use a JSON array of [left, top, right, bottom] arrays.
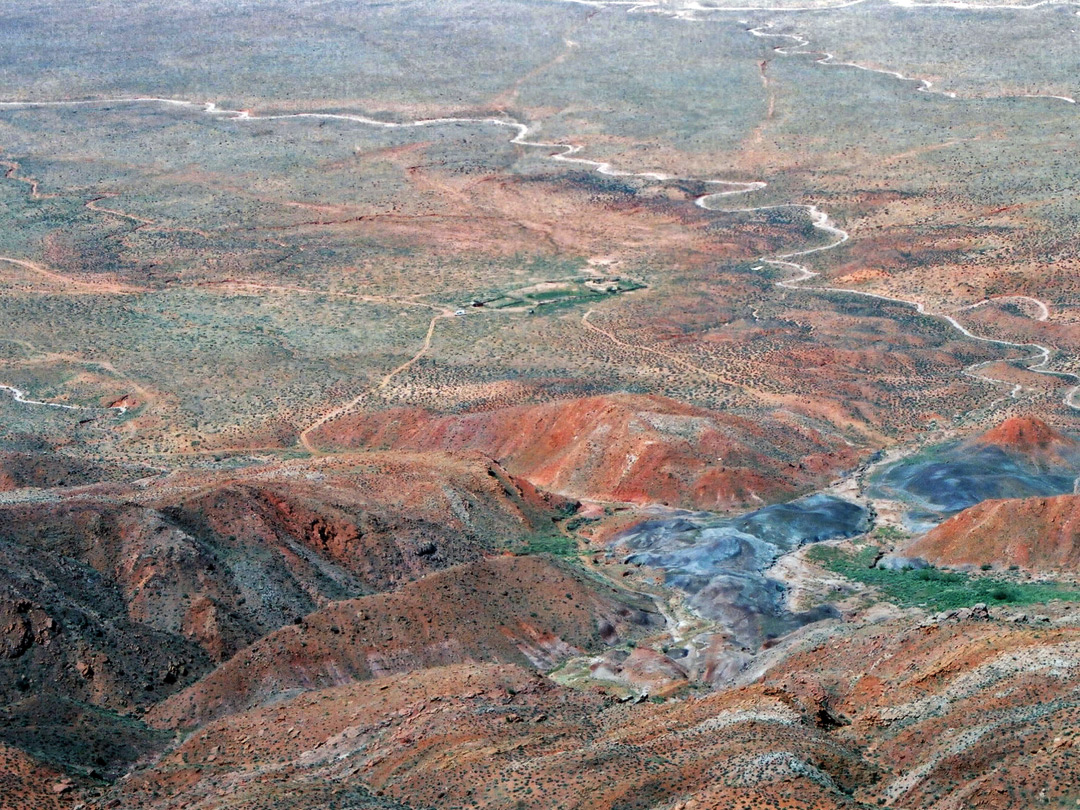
[[511, 534, 580, 557], [807, 544, 1080, 610]]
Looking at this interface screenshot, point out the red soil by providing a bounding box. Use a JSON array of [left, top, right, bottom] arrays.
[[0, 451, 577, 710], [0, 743, 72, 810], [309, 394, 859, 511], [114, 663, 872, 810], [907, 493, 1080, 571], [148, 555, 662, 730], [104, 608, 1080, 810], [968, 415, 1077, 462]]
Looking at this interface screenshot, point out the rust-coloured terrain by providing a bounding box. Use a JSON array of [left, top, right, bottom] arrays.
[[93, 607, 1080, 810], [971, 415, 1079, 463], [149, 555, 663, 730], [310, 394, 859, 510], [2, 0, 1080, 808], [0, 743, 72, 810], [908, 494, 1080, 572]]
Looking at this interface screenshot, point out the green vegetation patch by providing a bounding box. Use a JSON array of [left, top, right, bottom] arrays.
[[509, 533, 581, 558], [808, 544, 1080, 611]]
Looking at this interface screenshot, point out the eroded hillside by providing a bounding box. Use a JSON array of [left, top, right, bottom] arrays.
[[1, 0, 1078, 808]]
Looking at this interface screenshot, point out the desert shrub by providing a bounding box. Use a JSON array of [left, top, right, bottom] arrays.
[[807, 545, 1080, 610], [511, 534, 580, 557]]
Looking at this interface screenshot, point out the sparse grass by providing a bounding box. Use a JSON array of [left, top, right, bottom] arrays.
[[808, 544, 1080, 611], [872, 525, 909, 543], [529, 289, 575, 302], [530, 289, 608, 312]]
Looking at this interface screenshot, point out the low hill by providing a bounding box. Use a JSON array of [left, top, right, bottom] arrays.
[[870, 415, 1080, 520], [969, 416, 1078, 463], [111, 663, 871, 810], [104, 608, 1080, 810], [308, 394, 859, 511], [0, 451, 573, 670], [148, 555, 662, 730], [906, 493, 1080, 572]]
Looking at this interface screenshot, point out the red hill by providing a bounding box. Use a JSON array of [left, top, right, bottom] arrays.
[[906, 494, 1080, 572], [968, 416, 1077, 462], [308, 395, 858, 511]]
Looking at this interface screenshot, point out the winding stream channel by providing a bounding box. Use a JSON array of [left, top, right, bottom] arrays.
[[0, 1, 1077, 688], [0, 384, 126, 414], [0, 4, 1076, 418]]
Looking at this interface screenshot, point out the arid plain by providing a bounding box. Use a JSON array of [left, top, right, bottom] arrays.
[[1, 1, 1079, 808]]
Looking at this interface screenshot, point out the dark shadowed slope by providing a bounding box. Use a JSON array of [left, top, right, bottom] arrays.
[[149, 555, 662, 730]]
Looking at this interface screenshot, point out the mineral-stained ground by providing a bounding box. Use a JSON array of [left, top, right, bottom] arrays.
[[1, 1, 1079, 808]]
